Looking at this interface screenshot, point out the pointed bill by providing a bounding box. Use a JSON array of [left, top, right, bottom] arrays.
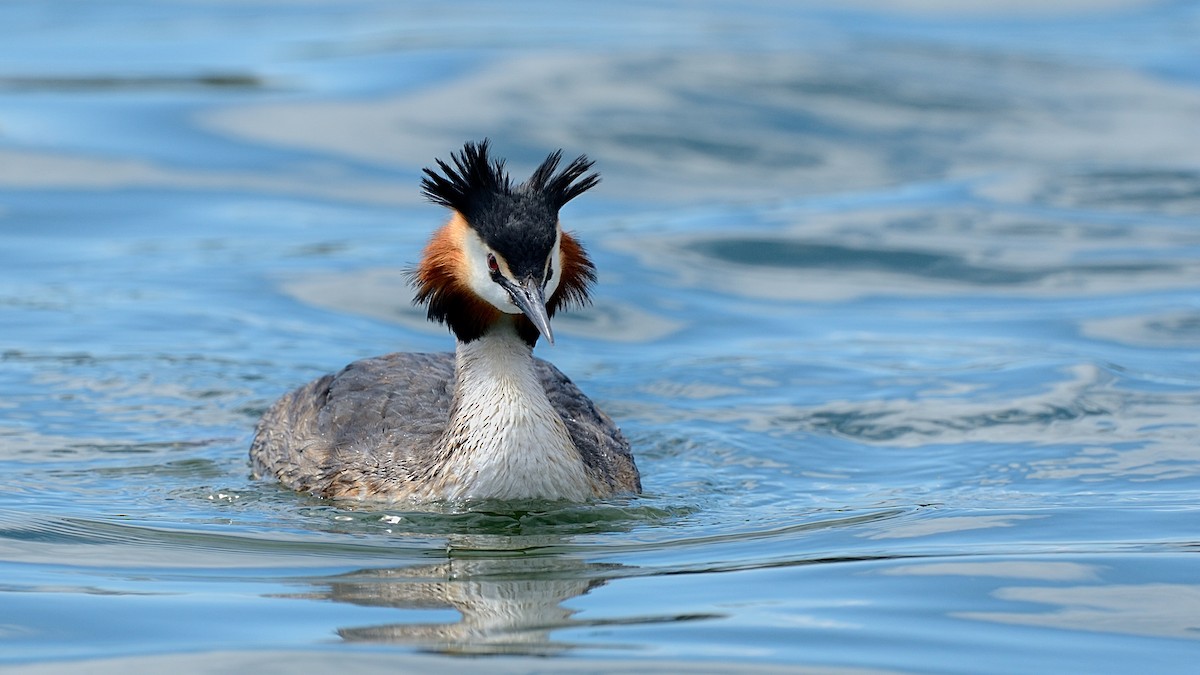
[[506, 277, 555, 345]]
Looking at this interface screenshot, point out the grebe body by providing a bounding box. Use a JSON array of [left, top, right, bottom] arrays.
[[250, 141, 640, 502]]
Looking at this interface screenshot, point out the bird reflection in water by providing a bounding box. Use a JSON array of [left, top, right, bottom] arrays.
[[289, 535, 629, 655]]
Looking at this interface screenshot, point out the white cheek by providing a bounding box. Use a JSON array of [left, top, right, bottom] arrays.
[[462, 232, 521, 314], [545, 233, 563, 298]]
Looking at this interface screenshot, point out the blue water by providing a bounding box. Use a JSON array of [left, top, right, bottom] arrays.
[[3, 1, 1200, 672]]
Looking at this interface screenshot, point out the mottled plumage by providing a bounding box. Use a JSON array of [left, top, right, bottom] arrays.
[[250, 141, 640, 503]]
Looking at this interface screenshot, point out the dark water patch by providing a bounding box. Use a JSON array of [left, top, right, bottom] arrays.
[[683, 235, 1179, 289], [58, 441, 227, 459], [0, 73, 267, 93], [0, 510, 445, 566], [783, 70, 1005, 114], [609, 133, 759, 164], [689, 237, 1042, 285], [728, 383, 1117, 446], [606, 131, 823, 168], [1034, 168, 1200, 214], [1086, 309, 1200, 348], [0, 436, 235, 463], [599, 507, 910, 557], [57, 457, 229, 480], [798, 399, 1113, 443], [316, 498, 691, 541]]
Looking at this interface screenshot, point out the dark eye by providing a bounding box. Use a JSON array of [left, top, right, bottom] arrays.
[[487, 253, 500, 275]]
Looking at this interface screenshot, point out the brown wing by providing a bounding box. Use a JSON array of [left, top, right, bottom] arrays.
[[533, 358, 641, 494], [249, 352, 457, 496]]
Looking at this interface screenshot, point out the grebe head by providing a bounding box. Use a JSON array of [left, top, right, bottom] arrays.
[[413, 140, 599, 346]]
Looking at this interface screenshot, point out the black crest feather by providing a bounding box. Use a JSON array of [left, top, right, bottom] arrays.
[[525, 150, 601, 210], [421, 139, 600, 215], [420, 139, 510, 213]]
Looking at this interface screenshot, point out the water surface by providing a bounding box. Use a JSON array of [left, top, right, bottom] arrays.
[[2, 1, 1199, 672]]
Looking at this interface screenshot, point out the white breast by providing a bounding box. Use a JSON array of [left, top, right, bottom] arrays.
[[436, 328, 592, 501]]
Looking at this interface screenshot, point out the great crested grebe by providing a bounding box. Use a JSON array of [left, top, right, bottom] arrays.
[[250, 140, 641, 502]]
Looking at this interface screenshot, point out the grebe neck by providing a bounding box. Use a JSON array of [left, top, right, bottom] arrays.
[[436, 319, 592, 501]]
